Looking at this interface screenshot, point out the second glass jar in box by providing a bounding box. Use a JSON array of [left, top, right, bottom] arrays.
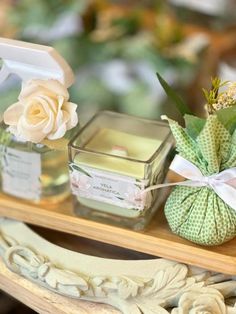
[[69, 111, 173, 230]]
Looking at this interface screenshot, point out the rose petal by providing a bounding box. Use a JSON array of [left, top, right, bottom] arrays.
[[63, 102, 78, 129], [24, 99, 47, 125], [24, 96, 56, 134], [18, 115, 47, 131], [17, 117, 47, 143], [37, 94, 59, 113], [61, 110, 70, 124], [50, 95, 66, 132], [53, 110, 63, 132], [42, 109, 55, 134], [20, 79, 69, 100], [25, 96, 53, 118], [3, 102, 24, 126], [19, 83, 49, 101], [47, 122, 67, 140], [38, 80, 69, 99], [57, 95, 65, 110]]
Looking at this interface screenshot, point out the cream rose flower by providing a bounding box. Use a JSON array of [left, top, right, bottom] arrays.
[[3, 79, 78, 143], [171, 287, 226, 314]]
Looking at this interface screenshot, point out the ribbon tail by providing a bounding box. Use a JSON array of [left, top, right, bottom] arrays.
[[213, 183, 236, 210], [142, 154, 236, 211], [214, 167, 236, 183], [143, 180, 204, 194]]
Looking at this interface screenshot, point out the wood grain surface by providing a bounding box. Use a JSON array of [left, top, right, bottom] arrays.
[[0, 191, 236, 275]]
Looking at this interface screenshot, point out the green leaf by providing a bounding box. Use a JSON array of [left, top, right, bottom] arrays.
[[184, 114, 206, 139], [156, 72, 192, 116], [216, 106, 236, 134], [71, 164, 92, 177]]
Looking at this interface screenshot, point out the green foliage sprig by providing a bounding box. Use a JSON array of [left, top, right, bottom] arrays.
[[202, 77, 228, 114], [156, 72, 192, 116], [156, 71, 236, 136]]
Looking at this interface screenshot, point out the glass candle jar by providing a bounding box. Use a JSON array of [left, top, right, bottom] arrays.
[[0, 122, 78, 204], [69, 111, 173, 230]]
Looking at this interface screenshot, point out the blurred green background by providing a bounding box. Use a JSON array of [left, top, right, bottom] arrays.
[[1, 2, 236, 313], [1, 0, 236, 125]]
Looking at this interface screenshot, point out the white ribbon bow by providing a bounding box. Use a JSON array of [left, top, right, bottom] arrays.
[[144, 155, 236, 210]]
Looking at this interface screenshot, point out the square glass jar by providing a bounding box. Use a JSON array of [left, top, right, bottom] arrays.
[[0, 122, 80, 205], [69, 111, 173, 230]]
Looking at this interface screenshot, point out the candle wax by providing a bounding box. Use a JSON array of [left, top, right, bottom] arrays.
[[74, 128, 162, 178]]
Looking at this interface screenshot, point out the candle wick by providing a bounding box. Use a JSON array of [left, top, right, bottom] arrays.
[[111, 145, 128, 157]]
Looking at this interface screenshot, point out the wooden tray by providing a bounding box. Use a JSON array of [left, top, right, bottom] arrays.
[[0, 192, 236, 275]]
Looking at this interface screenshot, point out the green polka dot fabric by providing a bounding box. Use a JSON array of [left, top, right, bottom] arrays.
[[164, 115, 236, 246]]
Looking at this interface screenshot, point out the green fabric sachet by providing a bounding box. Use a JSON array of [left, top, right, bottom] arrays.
[[155, 74, 236, 246], [164, 114, 236, 245]]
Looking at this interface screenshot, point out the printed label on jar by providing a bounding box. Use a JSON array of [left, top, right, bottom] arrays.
[[69, 163, 152, 210], [0, 146, 41, 200]]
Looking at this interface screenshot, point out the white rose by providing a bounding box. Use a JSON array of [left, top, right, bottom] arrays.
[[171, 287, 226, 314], [4, 79, 78, 143]]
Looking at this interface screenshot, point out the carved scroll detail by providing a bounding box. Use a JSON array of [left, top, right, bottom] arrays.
[[1, 225, 236, 313]]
